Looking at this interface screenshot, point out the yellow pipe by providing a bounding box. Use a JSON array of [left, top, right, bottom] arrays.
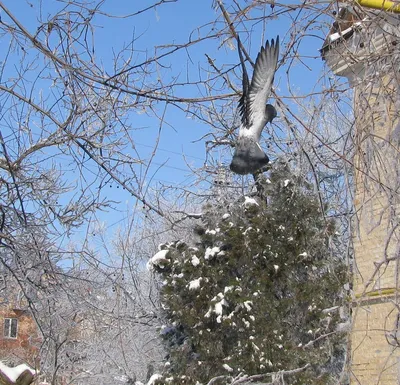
[[356, 0, 400, 13], [355, 287, 397, 299]]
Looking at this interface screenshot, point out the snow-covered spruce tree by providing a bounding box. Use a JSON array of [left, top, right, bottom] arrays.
[[150, 163, 347, 385]]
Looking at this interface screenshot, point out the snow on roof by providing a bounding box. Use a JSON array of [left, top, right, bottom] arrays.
[[147, 249, 170, 271], [327, 21, 363, 44], [320, 6, 366, 56], [0, 362, 36, 383]]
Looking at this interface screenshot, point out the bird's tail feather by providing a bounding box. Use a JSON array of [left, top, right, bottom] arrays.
[[230, 138, 269, 175]]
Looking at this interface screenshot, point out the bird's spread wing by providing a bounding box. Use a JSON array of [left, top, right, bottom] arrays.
[[237, 36, 251, 128], [239, 37, 279, 130]]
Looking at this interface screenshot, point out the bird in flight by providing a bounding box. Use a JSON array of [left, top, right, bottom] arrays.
[[230, 36, 279, 175]]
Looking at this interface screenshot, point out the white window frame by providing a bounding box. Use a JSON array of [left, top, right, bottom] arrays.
[[4, 318, 18, 339]]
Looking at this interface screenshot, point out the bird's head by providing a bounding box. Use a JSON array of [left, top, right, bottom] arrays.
[[265, 104, 277, 124]]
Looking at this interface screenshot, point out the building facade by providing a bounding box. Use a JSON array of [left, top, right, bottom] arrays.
[[0, 274, 40, 374], [322, 7, 400, 384], [0, 305, 40, 369]]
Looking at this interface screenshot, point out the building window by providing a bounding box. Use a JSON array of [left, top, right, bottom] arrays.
[[4, 318, 18, 338]]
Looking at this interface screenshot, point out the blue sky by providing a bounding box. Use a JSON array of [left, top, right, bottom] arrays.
[[3, 0, 337, 180], [0, 0, 346, 239]]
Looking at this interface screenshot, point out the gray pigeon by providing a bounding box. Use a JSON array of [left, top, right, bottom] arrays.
[[230, 36, 279, 175]]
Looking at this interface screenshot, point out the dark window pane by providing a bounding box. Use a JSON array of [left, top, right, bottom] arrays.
[[10, 319, 17, 338], [4, 319, 10, 337], [4, 318, 17, 338]]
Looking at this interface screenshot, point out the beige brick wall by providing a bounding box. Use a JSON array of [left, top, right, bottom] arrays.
[[351, 75, 400, 384], [352, 300, 399, 385]]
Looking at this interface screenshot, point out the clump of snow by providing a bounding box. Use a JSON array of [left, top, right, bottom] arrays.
[[146, 374, 163, 385], [283, 179, 290, 187], [213, 293, 226, 314], [204, 246, 221, 260], [222, 213, 230, 220], [243, 227, 253, 235], [0, 362, 36, 382], [252, 342, 260, 351], [214, 301, 224, 317], [175, 240, 186, 248], [204, 308, 212, 318], [147, 249, 170, 271], [243, 301, 253, 311], [191, 255, 200, 267], [243, 196, 259, 207], [222, 364, 233, 372], [205, 293, 228, 321], [188, 278, 202, 290]]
